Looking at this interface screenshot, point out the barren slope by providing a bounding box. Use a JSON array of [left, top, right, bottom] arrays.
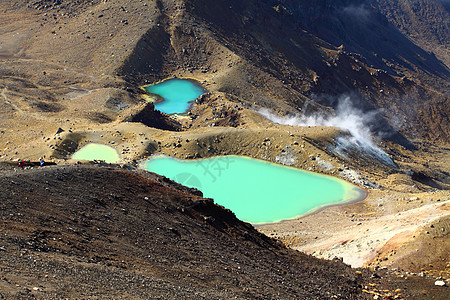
[[0, 163, 368, 298]]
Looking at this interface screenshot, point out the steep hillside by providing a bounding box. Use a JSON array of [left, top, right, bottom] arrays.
[[375, 0, 450, 68], [279, 0, 449, 78], [1, 0, 448, 143], [1, 164, 447, 299], [0, 164, 367, 298], [182, 0, 449, 141]]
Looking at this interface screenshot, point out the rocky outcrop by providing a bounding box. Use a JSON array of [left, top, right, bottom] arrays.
[[122, 101, 181, 131]]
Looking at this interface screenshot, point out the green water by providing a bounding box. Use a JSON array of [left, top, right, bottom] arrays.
[[144, 78, 205, 114], [141, 155, 366, 224], [72, 143, 120, 163]]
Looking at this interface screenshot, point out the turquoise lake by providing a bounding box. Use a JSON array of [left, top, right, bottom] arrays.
[[72, 143, 120, 163], [144, 78, 205, 114], [140, 155, 366, 224]]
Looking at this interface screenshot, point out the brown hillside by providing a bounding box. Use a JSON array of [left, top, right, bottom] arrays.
[[0, 163, 367, 298]]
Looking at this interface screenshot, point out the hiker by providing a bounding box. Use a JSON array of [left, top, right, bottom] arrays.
[[39, 157, 45, 167], [18, 159, 25, 168]]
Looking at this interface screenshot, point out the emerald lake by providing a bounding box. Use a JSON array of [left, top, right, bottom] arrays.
[[144, 78, 205, 114], [72, 143, 120, 163], [141, 155, 366, 224]]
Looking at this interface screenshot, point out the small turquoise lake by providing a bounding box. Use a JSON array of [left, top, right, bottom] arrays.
[[72, 143, 120, 163], [141, 155, 366, 224], [144, 78, 205, 114]]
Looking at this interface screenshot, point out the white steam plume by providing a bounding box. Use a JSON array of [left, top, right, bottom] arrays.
[[341, 4, 371, 20], [257, 96, 396, 167]]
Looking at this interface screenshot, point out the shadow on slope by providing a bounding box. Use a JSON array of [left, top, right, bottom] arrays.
[[281, 0, 450, 79]]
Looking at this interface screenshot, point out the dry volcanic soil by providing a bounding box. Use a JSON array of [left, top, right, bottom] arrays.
[[0, 163, 448, 299], [0, 0, 449, 298]]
